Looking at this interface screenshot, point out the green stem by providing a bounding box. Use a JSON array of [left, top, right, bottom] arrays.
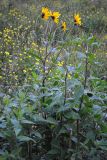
[[64, 69, 68, 105], [77, 45, 89, 149]]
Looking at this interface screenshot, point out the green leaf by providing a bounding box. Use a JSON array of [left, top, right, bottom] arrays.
[[57, 127, 67, 136], [45, 117, 58, 125], [21, 119, 35, 125], [47, 149, 59, 155], [3, 95, 11, 106], [57, 105, 70, 113], [0, 156, 5, 160], [72, 136, 78, 143], [11, 119, 22, 137], [95, 140, 107, 150], [87, 36, 95, 45], [34, 132, 42, 139], [17, 136, 35, 143], [101, 124, 107, 132], [0, 133, 4, 138], [65, 111, 80, 120], [32, 72, 38, 80], [18, 91, 26, 103], [33, 114, 57, 125], [74, 85, 84, 104], [86, 130, 95, 140]]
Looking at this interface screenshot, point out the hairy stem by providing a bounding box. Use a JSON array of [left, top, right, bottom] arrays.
[[77, 44, 89, 149]]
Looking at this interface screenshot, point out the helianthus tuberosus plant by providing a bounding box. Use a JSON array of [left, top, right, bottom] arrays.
[[0, 1, 107, 160]]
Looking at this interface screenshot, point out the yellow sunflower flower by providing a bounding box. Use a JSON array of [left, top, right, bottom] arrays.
[[74, 14, 81, 26], [51, 11, 61, 24], [41, 7, 51, 20], [62, 22, 67, 32]]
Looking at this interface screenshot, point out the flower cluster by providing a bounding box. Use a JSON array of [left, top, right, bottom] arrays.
[[41, 7, 61, 24], [41, 7, 82, 32]]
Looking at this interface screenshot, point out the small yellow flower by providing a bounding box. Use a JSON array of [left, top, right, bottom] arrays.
[[23, 70, 27, 73], [74, 14, 81, 26], [0, 31, 2, 36], [41, 7, 51, 20], [5, 51, 10, 56], [28, 55, 31, 58], [32, 42, 37, 48], [36, 62, 39, 65], [51, 11, 61, 24], [57, 61, 64, 67], [62, 22, 67, 32], [15, 75, 18, 80], [67, 74, 71, 79], [9, 60, 12, 63]]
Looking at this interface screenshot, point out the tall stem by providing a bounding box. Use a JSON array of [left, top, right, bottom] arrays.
[[77, 44, 89, 149], [27, 129, 32, 159], [42, 44, 48, 119], [64, 69, 68, 105], [79, 45, 88, 110]]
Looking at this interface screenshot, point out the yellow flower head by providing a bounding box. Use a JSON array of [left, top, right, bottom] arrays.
[[57, 61, 64, 67], [67, 74, 71, 79], [51, 11, 61, 24], [74, 14, 81, 26], [62, 22, 67, 32], [41, 7, 51, 20]]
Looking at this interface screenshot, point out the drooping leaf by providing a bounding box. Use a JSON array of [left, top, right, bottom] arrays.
[[17, 136, 36, 143]]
